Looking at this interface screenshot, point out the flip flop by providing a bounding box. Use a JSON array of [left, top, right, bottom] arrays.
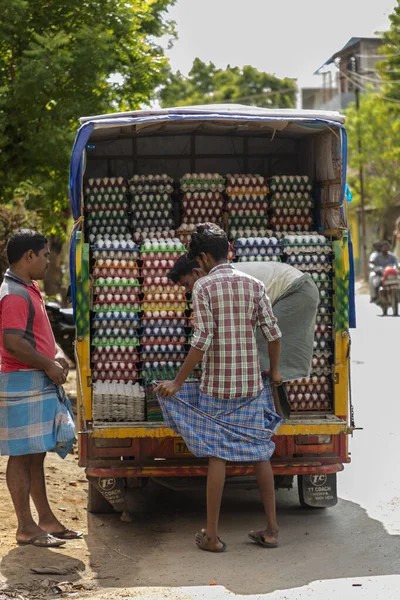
[[17, 534, 66, 548], [50, 528, 83, 540], [248, 530, 278, 548], [195, 530, 227, 553]]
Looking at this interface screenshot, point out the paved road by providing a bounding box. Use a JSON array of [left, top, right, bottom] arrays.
[[72, 295, 399, 599]]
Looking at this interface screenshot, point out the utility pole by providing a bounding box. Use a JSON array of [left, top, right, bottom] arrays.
[[351, 55, 368, 282]]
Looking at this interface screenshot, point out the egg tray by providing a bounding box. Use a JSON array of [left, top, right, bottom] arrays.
[[92, 321, 141, 333], [271, 209, 313, 219], [141, 366, 182, 384], [142, 301, 188, 312], [142, 294, 186, 304], [93, 312, 141, 324], [85, 203, 130, 214], [92, 393, 145, 423], [179, 215, 223, 226], [92, 370, 140, 384], [87, 226, 131, 238], [226, 208, 269, 218], [92, 303, 142, 314], [93, 293, 141, 307], [181, 184, 225, 193], [134, 230, 176, 241], [141, 277, 173, 288], [228, 216, 269, 228], [140, 244, 185, 255], [131, 209, 174, 221], [141, 354, 186, 365], [182, 191, 224, 203], [140, 270, 176, 281], [132, 217, 175, 228], [183, 208, 223, 219], [91, 338, 141, 349], [91, 322, 140, 335], [93, 285, 141, 296], [85, 187, 128, 197], [229, 228, 272, 240], [86, 176, 128, 186], [141, 257, 178, 269], [92, 251, 140, 263], [141, 310, 188, 320], [131, 192, 172, 203], [235, 246, 282, 257], [92, 240, 139, 251], [141, 282, 183, 293], [269, 184, 313, 194], [141, 317, 187, 327], [92, 349, 140, 362], [141, 334, 188, 344], [289, 400, 331, 412], [226, 185, 269, 196], [129, 183, 174, 194], [93, 270, 140, 281], [85, 184, 128, 194]]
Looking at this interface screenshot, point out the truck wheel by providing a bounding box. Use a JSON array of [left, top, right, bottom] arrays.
[[297, 474, 338, 508], [87, 482, 114, 514]]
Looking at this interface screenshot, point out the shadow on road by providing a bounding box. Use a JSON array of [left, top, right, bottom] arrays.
[[80, 482, 400, 595], [1, 547, 85, 590]]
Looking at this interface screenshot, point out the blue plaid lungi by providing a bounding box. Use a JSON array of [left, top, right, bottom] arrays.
[[156, 377, 282, 462], [0, 370, 76, 458]]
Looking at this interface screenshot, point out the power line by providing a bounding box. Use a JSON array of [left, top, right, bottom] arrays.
[[336, 66, 400, 105]]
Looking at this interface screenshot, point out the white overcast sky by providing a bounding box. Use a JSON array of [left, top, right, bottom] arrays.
[[165, 0, 397, 90]]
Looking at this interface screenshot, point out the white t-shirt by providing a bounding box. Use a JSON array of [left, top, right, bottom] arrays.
[[234, 262, 303, 305]]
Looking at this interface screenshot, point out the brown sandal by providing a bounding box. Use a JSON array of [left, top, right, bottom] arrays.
[[248, 530, 278, 548], [195, 530, 227, 553]]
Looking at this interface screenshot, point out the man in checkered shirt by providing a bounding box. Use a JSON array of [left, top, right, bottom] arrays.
[[156, 223, 283, 553]]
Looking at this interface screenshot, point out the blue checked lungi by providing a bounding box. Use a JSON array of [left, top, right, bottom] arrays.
[[156, 377, 282, 462], [0, 370, 76, 458]]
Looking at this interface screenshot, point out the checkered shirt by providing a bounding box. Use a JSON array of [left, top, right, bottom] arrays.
[[191, 263, 281, 400]]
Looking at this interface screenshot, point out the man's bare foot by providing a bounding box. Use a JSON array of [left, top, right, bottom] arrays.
[[195, 529, 227, 553]]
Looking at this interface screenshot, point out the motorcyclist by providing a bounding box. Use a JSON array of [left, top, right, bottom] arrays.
[[370, 240, 399, 303]]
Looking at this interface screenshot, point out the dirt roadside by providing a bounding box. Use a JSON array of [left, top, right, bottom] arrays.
[[0, 371, 133, 600]]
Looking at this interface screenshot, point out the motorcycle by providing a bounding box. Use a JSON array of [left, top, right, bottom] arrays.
[[375, 266, 400, 316], [45, 301, 75, 362]]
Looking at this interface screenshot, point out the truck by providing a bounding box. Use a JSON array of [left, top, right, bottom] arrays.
[[69, 105, 356, 515]]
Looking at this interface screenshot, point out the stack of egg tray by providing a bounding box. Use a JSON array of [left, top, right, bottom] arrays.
[[269, 175, 314, 233], [233, 236, 282, 263], [282, 233, 334, 412], [226, 174, 269, 241], [84, 177, 130, 243], [91, 240, 141, 385], [92, 381, 145, 422], [140, 238, 188, 385], [129, 174, 175, 241], [177, 173, 225, 246]]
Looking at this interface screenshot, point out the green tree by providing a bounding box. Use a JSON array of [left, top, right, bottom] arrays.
[[0, 0, 175, 294], [379, 1, 400, 103], [159, 59, 296, 108], [346, 92, 400, 231]]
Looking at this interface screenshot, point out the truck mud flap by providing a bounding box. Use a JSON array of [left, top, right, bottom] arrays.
[[298, 473, 338, 508], [87, 475, 126, 513]]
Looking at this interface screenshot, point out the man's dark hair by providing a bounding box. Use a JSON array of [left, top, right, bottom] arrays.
[[7, 230, 48, 265], [168, 254, 200, 284], [187, 223, 229, 261]]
